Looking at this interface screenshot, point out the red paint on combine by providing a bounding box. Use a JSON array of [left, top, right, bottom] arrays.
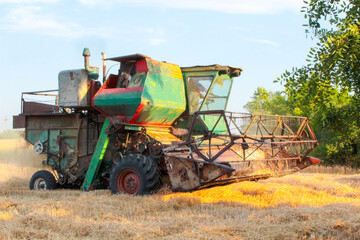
[[136, 60, 148, 73], [129, 103, 146, 124], [92, 86, 145, 124], [308, 156, 322, 165]]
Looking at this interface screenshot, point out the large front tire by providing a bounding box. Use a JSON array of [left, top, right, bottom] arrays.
[[29, 170, 57, 190], [109, 154, 161, 195]]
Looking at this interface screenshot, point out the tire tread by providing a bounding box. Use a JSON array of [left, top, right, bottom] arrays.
[[29, 170, 57, 190], [109, 154, 161, 195]]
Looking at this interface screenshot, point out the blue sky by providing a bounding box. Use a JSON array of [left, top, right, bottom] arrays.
[[0, 0, 314, 130]]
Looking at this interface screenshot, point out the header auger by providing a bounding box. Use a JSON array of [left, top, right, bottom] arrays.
[[13, 48, 320, 195]]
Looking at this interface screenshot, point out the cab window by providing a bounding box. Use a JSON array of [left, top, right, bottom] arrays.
[[187, 76, 213, 114]]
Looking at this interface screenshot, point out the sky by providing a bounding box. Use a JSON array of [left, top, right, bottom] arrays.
[[0, 0, 315, 130]]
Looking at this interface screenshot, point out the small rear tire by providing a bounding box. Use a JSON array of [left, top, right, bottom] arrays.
[[110, 154, 161, 195], [29, 170, 57, 190]]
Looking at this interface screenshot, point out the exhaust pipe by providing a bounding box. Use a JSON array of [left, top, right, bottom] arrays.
[[82, 48, 99, 80], [83, 48, 91, 71], [102, 52, 107, 83]]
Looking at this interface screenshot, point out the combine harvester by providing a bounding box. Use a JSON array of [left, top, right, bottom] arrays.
[[13, 49, 320, 194]]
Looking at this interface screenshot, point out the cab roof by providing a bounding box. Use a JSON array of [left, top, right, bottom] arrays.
[[106, 54, 242, 75], [181, 65, 242, 73], [106, 54, 150, 63]]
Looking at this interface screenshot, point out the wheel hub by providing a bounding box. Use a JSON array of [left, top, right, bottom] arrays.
[[34, 141, 44, 155], [34, 178, 47, 190], [117, 170, 140, 194]]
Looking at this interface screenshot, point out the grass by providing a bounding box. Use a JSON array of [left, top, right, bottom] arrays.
[[1, 139, 360, 239]]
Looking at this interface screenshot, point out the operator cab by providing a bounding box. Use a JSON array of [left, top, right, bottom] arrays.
[[102, 54, 149, 89], [181, 65, 242, 115]]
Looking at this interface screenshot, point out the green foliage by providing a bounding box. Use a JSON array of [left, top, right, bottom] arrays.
[[278, 0, 360, 96], [273, 0, 360, 167], [244, 87, 292, 115], [310, 99, 360, 167]]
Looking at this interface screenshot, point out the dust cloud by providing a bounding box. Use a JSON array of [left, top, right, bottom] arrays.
[[0, 137, 44, 187]]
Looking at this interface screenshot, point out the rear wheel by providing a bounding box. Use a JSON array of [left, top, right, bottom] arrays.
[[110, 154, 161, 195], [29, 170, 57, 190]]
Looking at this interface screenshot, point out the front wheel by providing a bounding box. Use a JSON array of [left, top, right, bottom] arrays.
[[29, 170, 57, 190], [109, 154, 161, 195]]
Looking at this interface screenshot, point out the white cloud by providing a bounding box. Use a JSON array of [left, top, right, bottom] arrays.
[[0, 6, 82, 37], [0, 6, 167, 43], [78, 0, 303, 14], [0, 6, 113, 38]]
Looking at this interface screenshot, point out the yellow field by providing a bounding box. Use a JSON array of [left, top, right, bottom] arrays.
[[1, 139, 360, 239]]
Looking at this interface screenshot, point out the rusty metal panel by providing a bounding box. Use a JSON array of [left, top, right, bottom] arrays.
[[23, 102, 60, 114], [77, 117, 101, 157], [26, 114, 79, 130], [78, 119, 88, 157], [165, 155, 234, 192], [13, 115, 25, 128], [48, 129, 60, 154], [201, 163, 232, 183], [165, 155, 200, 192]]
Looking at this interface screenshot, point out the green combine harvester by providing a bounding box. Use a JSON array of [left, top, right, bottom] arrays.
[[13, 48, 320, 195]]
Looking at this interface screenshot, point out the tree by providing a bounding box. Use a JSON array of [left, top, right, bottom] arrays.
[[244, 87, 291, 115], [276, 0, 360, 167], [279, 0, 360, 96]]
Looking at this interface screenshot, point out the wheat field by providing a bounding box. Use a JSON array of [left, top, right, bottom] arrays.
[[1, 139, 360, 240]]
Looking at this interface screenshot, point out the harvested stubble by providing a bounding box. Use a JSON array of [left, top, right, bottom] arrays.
[[1, 140, 360, 239]]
